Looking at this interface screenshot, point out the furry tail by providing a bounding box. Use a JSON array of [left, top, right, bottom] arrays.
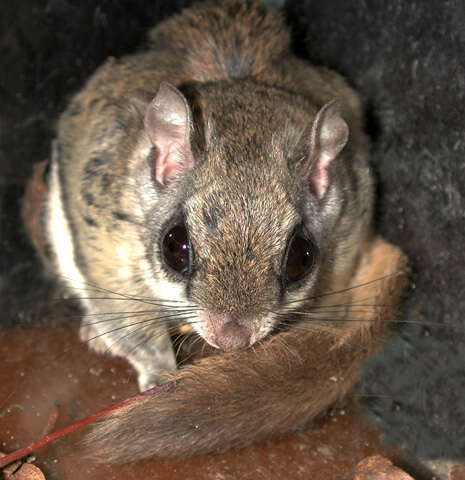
[[83, 238, 408, 463], [148, 0, 290, 81]]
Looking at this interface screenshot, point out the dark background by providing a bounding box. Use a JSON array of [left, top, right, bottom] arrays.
[[0, 0, 464, 465]]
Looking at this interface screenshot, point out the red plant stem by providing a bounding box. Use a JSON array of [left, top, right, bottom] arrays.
[[0, 381, 175, 469]]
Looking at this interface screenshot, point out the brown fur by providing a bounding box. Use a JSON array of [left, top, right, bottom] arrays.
[[85, 238, 408, 461], [39, 0, 407, 462]]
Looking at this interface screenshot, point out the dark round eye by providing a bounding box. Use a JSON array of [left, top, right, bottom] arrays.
[[162, 223, 191, 276], [284, 231, 315, 284]]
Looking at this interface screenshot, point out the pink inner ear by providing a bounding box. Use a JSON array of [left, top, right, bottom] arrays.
[[154, 139, 186, 185], [307, 100, 349, 199], [144, 82, 194, 187], [311, 152, 332, 198]]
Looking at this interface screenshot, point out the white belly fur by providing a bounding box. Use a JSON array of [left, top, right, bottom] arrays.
[[46, 159, 91, 311]]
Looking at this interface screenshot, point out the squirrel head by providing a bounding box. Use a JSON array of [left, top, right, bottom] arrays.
[[132, 80, 351, 351]]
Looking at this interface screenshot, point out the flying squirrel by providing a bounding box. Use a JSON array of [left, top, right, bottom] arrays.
[[37, 0, 407, 462]]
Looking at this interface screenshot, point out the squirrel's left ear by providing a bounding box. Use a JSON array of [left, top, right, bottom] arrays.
[[145, 82, 194, 187], [296, 100, 349, 199]]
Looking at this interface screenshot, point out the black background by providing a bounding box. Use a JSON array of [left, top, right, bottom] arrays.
[[0, 0, 464, 463]]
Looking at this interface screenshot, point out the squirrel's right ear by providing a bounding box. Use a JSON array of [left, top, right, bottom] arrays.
[[145, 82, 194, 186]]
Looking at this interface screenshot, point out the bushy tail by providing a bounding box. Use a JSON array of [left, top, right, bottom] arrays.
[[149, 0, 291, 81], [83, 238, 408, 462]]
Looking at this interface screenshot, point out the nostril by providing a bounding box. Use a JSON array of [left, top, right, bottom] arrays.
[[214, 321, 250, 352]]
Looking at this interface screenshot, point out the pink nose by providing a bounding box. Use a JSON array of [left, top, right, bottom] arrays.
[[213, 321, 251, 352]]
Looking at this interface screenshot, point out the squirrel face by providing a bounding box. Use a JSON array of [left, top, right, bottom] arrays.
[[184, 170, 303, 350], [141, 81, 349, 351]]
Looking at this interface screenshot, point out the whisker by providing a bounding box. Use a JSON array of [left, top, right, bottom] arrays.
[[80, 308, 200, 327], [275, 308, 382, 318], [278, 313, 377, 323], [281, 315, 458, 329], [176, 334, 207, 368], [284, 272, 403, 306], [200, 340, 208, 358], [272, 337, 294, 370], [55, 276, 190, 306], [82, 312, 198, 347], [84, 323, 189, 389], [276, 335, 302, 363], [95, 316, 198, 367], [111, 320, 196, 361], [175, 332, 194, 359], [53, 293, 201, 310], [302, 303, 383, 310]]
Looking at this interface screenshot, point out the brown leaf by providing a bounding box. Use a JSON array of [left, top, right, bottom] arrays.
[[354, 455, 414, 480], [451, 465, 465, 480], [0, 452, 46, 480]]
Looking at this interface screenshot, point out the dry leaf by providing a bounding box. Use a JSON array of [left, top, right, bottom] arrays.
[[0, 452, 46, 480]]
